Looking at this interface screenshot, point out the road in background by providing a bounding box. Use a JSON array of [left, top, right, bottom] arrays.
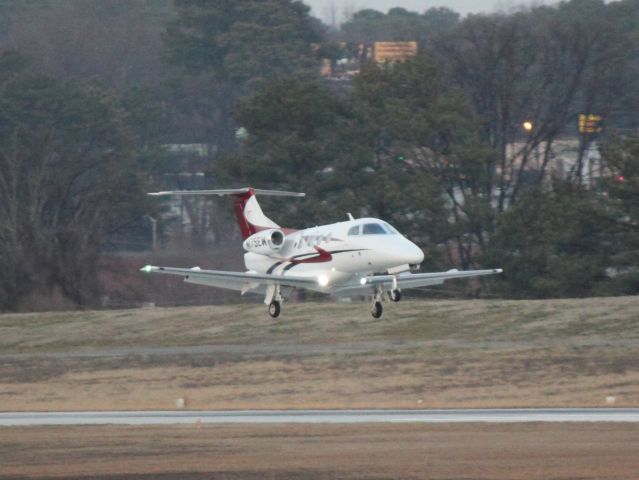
[[2, 408, 639, 426]]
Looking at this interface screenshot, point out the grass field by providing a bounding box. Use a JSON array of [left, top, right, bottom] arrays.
[[1, 296, 638, 410]]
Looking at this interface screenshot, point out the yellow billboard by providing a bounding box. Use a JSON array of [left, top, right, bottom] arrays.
[[374, 42, 418, 63], [578, 114, 602, 134]]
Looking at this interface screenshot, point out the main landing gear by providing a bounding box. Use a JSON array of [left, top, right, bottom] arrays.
[[389, 289, 401, 302], [370, 287, 384, 319], [266, 284, 284, 318], [370, 287, 402, 319], [268, 300, 281, 318], [371, 300, 383, 319]]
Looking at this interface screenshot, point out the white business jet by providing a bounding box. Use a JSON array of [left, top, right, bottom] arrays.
[[141, 187, 502, 318]]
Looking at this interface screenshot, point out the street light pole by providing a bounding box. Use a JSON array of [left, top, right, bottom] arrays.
[[145, 215, 157, 251]]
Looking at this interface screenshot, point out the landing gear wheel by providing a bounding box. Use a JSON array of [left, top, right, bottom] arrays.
[[371, 301, 383, 319], [389, 289, 401, 302], [268, 301, 281, 318]]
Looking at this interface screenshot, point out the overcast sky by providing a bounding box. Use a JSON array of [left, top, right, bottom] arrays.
[[304, 0, 552, 21]]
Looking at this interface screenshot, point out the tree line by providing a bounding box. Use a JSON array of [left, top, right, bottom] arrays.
[[0, 0, 638, 310]]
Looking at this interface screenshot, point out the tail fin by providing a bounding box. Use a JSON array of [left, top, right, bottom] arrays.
[[148, 187, 305, 240]]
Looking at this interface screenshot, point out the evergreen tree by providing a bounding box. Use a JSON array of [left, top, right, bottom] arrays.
[[484, 183, 618, 298], [164, 0, 322, 151]]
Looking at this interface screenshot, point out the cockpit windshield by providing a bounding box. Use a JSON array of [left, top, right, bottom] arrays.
[[348, 222, 399, 236], [362, 223, 394, 235], [383, 222, 399, 234]]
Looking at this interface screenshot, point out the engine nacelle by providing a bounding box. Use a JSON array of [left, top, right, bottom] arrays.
[[243, 229, 286, 255]]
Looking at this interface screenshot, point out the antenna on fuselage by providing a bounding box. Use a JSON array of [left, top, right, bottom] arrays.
[[347, 213, 355, 220]]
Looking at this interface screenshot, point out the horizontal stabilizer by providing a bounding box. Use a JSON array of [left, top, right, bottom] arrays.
[[148, 188, 305, 197]]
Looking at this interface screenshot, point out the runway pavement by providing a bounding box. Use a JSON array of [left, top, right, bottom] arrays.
[[1, 408, 639, 426], [4, 338, 638, 361]]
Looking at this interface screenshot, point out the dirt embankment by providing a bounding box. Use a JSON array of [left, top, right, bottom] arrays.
[[2, 423, 639, 480]]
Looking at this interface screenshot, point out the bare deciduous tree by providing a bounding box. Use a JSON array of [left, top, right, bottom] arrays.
[[0, 61, 147, 309], [1, 0, 172, 90]]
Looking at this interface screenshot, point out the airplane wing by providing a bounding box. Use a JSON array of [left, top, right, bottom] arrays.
[[140, 265, 322, 292], [332, 268, 502, 295], [141, 265, 502, 298], [362, 268, 502, 290]]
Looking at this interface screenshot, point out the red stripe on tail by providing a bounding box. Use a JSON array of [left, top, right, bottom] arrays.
[[233, 188, 256, 240]]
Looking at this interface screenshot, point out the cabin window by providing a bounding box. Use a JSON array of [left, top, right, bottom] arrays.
[[348, 225, 360, 236]]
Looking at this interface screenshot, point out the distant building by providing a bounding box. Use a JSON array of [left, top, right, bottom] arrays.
[[321, 41, 417, 80], [505, 138, 603, 186]]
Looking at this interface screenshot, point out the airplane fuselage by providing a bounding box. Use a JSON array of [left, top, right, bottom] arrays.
[[244, 217, 425, 292]]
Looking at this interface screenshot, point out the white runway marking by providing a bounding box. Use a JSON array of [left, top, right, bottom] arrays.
[[1, 409, 639, 426]]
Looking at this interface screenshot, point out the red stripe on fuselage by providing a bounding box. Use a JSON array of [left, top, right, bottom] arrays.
[[289, 247, 332, 264]]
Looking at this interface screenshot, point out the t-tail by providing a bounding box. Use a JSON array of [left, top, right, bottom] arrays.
[[147, 187, 305, 239]]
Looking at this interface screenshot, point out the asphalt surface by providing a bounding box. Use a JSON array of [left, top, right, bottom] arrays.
[[1, 409, 639, 426], [4, 337, 638, 361], [0, 341, 411, 360]]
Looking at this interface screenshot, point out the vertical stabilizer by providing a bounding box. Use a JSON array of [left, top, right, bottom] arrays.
[[232, 189, 280, 239]]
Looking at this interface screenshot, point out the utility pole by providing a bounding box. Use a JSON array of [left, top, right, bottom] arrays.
[[145, 215, 157, 250]]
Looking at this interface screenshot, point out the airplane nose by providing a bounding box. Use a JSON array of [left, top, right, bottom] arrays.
[[391, 238, 424, 266], [373, 237, 425, 268], [408, 241, 424, 265]]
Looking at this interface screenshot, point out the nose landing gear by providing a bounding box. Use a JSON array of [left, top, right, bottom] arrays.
[[370, 286, 402, 318]]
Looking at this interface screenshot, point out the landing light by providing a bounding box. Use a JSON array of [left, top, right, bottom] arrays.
[[142, 265, 154, 273], [317, 274, 330, 287], [360, 277, 367, 285]]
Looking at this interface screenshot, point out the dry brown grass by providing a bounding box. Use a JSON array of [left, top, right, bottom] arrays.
[[1, 423, 639, 479], [1, 297, 639, 410]]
